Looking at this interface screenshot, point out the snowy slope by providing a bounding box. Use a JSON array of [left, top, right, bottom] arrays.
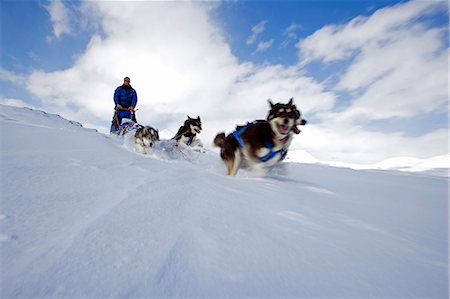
[[0, 104, 448, 298], [287, 149, 449, 176]]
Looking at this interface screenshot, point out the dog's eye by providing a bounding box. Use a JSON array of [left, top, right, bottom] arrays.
[[275, 110, 297, 118]]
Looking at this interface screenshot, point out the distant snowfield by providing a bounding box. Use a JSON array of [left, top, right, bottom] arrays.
[[1, 105, 448, 298], [287, 150, 449, 177]]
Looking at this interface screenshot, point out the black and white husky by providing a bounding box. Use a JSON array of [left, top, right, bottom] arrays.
[[118, 115, 159, 154], [134, 125, 159, 154], [172, 116, 203, 147], [213, 98, 307, 176]]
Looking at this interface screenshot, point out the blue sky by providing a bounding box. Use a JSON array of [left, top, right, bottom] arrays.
[[2, 1, 82, 71], [1, 0, 91, 105], [0, 0, 448, 164]]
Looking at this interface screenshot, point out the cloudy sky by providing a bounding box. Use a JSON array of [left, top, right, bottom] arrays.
[[1, 0, 448, 164]]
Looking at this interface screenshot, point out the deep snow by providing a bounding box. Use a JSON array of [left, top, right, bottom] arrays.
[[0, 105, 448, 298]]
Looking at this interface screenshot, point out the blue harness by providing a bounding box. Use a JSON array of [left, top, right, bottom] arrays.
[[232, 123, 288, 163], [187, 135, 194, 146]]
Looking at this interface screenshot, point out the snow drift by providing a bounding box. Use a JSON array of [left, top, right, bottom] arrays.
[[0, 104, 448, 298]]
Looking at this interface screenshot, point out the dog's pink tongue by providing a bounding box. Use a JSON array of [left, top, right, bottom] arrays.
[[292, 125, 301, 134]]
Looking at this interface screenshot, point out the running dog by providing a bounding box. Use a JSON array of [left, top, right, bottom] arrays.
[[134, 125, 159, 153], [213, 98, 307, 176], [112, 111, 159, 154], [172, 116, 203, 147]]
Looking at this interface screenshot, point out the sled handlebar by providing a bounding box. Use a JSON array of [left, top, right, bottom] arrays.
[[116, 107, 138, 113]]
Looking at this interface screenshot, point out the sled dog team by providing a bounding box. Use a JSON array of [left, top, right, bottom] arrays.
[[113, 98, 307, 176]]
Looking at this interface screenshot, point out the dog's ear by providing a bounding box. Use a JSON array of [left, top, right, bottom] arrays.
[[288, 98, 293, 105], [268, 99, 274, 108], [187, 115, 193, 120], [293, 104, 301, 119], [197, 116, 201, 122]]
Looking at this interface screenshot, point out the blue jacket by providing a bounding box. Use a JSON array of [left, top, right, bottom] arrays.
[[114, 85, 137, 108]]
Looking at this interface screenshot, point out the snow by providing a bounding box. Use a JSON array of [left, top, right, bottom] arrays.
[[288, 149, 449, 176], [1, 104, 448, 298]]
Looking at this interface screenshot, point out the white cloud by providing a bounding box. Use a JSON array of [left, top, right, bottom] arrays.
[[0, 68, 26, 85], [281, 22, 302, 48], [286, 22, 302, 33], [6, 1, 448, 165], [335, 26, 447, 121], [293, 124, 448, 164], [44, 0, 72, 40], [246, 20, 267, 45], [297, 0, 448, 124], [254, 39, 274, 53], [298, 1, 445, 64], [0, 98, 36, 109], [229, 65, 335, 116]]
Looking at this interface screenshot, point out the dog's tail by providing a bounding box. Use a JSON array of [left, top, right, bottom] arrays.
[[213, 132, 226, 148]]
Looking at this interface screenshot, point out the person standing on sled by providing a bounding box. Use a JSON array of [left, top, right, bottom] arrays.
[[110, 76, 138, 133]]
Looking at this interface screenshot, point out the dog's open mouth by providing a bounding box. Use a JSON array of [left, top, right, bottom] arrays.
[[194, 128, 201, 133], [277, 124, 290, 135]]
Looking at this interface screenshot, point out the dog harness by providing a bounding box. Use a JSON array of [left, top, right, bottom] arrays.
[[178, 133, 195, 146], [187, 135, 194, 146], [172, 129, 196, 146], [232, 123, 288, 163]]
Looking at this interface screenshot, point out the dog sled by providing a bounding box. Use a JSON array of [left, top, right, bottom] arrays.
[[111, 110, 140, 135]]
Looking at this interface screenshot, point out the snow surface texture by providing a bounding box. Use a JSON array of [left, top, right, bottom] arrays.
[[1, 104, 448, 298]]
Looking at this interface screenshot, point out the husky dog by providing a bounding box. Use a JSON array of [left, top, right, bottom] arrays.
[[134, 125, 159, 154], [172, 116, 203, 147], [213, 98, 307, 176]]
